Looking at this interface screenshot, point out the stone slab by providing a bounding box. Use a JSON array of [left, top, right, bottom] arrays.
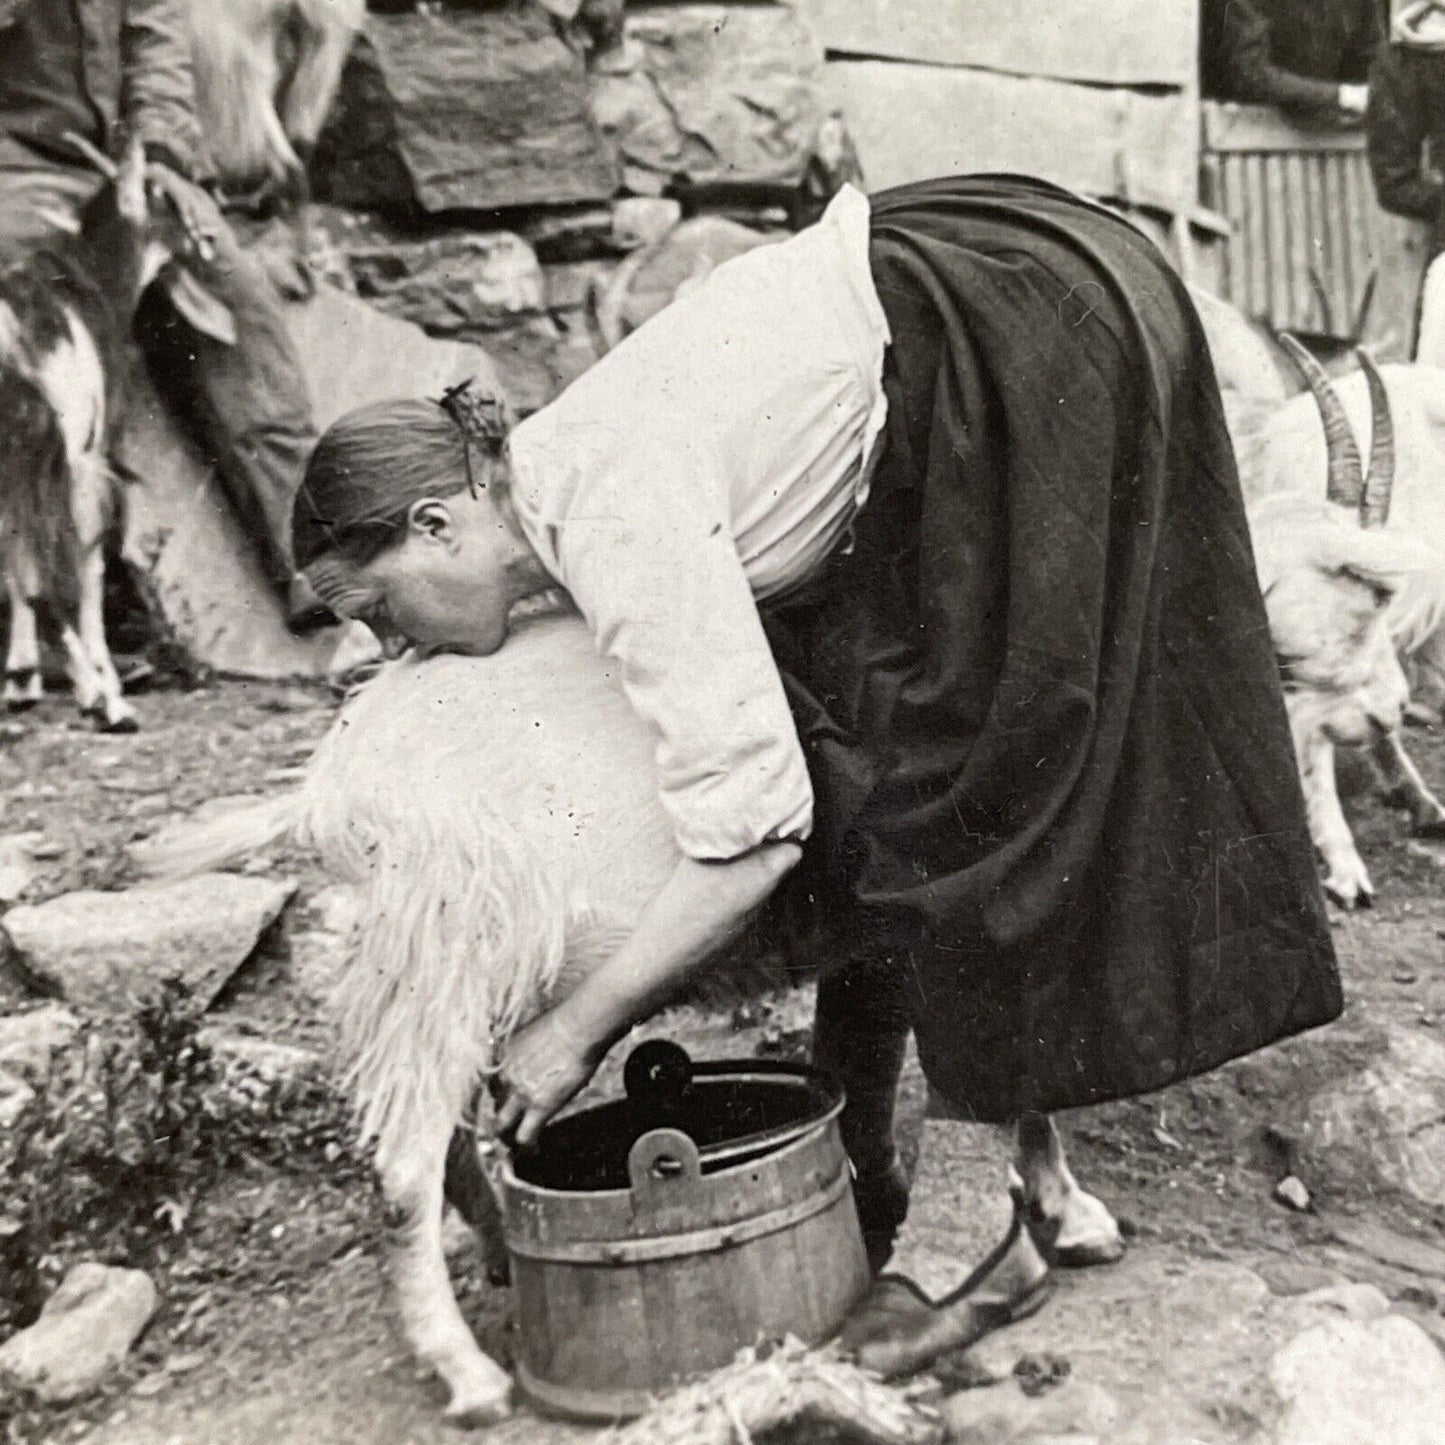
[[0, 874, 295, 1014], [590, 4, 826, 191], [1270, 1314, 1445, 1445], [314, 7, 617, 213], [0, 1263, 157, 1403], [1302, 1029, 1445, 1208]]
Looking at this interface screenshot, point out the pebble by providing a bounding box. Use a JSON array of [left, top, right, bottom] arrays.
[[1274, 1176, 1313, 1212], [0, 1263, 158, 1403]]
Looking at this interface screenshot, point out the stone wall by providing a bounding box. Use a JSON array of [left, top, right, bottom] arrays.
[[302, 0, 838, 413]]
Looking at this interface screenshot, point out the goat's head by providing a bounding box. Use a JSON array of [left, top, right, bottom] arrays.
[[67, 133, 235, 343], [1253, 494, 1413, 749]]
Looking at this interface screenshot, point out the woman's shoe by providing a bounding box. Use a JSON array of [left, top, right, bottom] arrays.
[[840, 1188, 1054, 1379]]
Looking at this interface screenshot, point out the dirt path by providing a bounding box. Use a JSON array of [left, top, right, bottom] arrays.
[[2, 679, 1443, 1442]]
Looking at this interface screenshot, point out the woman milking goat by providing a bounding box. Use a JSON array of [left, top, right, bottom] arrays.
[[294, 176, 1341, 1373]]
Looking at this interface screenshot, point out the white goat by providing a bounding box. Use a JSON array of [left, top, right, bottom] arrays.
[[189, 0, 365, 199], [0, 138, 231, 731], [144, 608, 1119, 1424], [1248, 345, 1445, 906]]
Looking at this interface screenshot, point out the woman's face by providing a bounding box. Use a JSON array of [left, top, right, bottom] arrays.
[[312, 491, 522, 659]]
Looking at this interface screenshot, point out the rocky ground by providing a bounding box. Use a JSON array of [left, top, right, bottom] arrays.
[[0, 676, 1443, 1443]]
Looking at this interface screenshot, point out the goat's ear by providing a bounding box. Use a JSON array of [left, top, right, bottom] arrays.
[[158, 268, 238, 345], [116, 134, 147, 226]]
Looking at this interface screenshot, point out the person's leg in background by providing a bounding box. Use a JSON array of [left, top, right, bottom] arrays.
[[134, 218, 327, 632], [0, 163, 100, 254]]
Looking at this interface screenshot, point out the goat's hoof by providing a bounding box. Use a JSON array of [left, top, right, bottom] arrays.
[[85, 702, 139, 734], [443, 1380, 512, 1429], [1325, 881, 1374, 911], [4, 672, 42, 710]]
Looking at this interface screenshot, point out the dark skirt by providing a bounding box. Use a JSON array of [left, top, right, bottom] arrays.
[[760, 174, 1341, 1122]]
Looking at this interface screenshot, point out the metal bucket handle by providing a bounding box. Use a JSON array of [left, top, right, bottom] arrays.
[[627, 1127, 702, 1205]]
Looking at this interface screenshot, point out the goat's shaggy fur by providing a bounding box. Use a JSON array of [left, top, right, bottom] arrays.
[[298, 613, 678, 1171]]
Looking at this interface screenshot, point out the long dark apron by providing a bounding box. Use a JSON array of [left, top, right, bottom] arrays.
[[760, 174, 1341, 1122]]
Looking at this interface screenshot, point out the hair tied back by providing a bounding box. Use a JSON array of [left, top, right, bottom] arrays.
[[434, 379, 512, 496]]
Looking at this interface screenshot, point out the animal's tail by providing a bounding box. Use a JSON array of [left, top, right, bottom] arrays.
[[130, 792, 301, 879], [0, 362, 81, 617]]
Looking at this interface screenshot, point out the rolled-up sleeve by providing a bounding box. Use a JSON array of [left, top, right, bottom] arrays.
[[543, 447, 813, 861]]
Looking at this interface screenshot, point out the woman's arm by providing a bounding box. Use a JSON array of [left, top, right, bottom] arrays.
[[494, 840, 800, 1146]]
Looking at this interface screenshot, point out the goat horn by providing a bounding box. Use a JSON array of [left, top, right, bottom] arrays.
[[61, 130, 119, 181], [1358, 349, 1395, 529], [1278, 332, 1363, 508]]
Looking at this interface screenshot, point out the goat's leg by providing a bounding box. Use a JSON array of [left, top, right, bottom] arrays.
[[3, 570, 43, 710], [443, 1122, 511, 1288], [74, 548, 136, 732], [1375, 730, 1445, 836], [1012, 1113, 1123, 1267], [377, 1117, 512, 1426], [1300, 733, 1373, 907], [279, 0, 363, 155], [813, 961, 913, 1273]]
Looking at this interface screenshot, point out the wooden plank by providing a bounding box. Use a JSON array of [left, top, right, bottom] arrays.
[[795, 0, 1196, 89], [1204, 101, 1368, 155], [824, 61, 1197, 214]]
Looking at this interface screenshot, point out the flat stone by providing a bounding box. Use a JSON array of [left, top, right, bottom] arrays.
[[0, 1074, 34, 1128], [200, 1030, 322, 1091], [348, 230, 549, 336], [0, 875, 295, 1013], [313, 7, 616, 213], [0, 1002, 80, 1076], [1255, 1259, 1348, 1297], [590, 4, 826, 191], [1293, 1283, 1393, 1321], [0, 1263, 157, 1403], [1269, 1314, 1445, 1445], [1302, 1029, 1445, 1208], [941, 1377, 1119, 1444], [0, 832, 43, 904], [1329, 1219, 1445, 1281]]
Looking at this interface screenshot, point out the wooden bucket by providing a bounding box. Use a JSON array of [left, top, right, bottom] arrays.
[[499, 1056, 870, 1420]]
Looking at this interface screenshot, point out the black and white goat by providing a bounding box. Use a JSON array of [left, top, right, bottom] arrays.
[[0, 136, 231, 730]]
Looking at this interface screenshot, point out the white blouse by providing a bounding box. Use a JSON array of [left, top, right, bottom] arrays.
[[507, 185, 891, 860]]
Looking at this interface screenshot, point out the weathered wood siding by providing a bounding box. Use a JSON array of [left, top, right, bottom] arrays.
[[826, 61, 1198, 214], [1202, 103, 1424, 352], [797, 0, 1197, 88]]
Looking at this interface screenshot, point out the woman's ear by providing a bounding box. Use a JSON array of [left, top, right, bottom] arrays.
[[406, 497, 455, 543]]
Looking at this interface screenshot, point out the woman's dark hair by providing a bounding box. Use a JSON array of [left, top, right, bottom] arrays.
[[291, 390, 509, 573]]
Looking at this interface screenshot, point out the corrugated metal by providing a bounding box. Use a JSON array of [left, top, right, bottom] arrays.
[[1204, 105, 1383, 339]]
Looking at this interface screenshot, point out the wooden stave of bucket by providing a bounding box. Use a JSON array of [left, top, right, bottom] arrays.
[[501, 1114, 870, 1420]]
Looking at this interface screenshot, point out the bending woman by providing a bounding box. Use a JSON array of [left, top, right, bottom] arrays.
[[293, 175, 1340, 1365]]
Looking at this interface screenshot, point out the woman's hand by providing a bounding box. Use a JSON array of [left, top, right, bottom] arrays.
[[493, 1005, 608, 1148]]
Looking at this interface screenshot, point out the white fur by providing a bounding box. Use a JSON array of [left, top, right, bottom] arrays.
[[190, 0, 365, 192], [146, 608, 1117, 1419], [1249, 372, 1445, 903], [2, 304, 134, 730]]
